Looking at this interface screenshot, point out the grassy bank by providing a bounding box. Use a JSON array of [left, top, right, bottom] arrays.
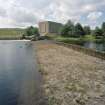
[[0, 28, 24, 39], [46, 34, 105, 44], [82, 35, 105, 43], [46, 35, 84, 44]]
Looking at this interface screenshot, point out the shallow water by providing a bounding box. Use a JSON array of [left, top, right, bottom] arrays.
[[0, 40, 44, 105], [82, 42, 105, 52]]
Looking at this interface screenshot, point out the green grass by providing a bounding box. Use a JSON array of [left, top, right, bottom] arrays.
[[0, 28, 25, 38], [47, 34, 105, 44], [83, 35, 105, 43], [47, 35, 84, 44], [83, 35, 96, 41], [55, 36, 82, 44]]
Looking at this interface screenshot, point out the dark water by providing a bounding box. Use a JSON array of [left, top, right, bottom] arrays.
[[0, 40, 45, 105], [82, 42, 105, 52]]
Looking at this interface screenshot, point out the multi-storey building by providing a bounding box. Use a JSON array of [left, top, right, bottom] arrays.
[[39, 21, 63, 36]]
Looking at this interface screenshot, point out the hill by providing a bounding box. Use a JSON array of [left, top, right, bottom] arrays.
[[0, 28, 25, 38]]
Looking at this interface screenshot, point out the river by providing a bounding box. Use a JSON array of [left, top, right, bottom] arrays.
[[81, 41, 105, 53], [0, 40, 45, 105]]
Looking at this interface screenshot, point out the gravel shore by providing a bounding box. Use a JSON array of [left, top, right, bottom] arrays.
[[34, 40, 105, 105]]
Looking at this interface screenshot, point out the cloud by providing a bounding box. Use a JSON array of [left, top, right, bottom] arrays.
[[0, 0, 105, 28], [9, 7, 37, 23], [87, 12, 103, 21], [0, 8, 7, 17]]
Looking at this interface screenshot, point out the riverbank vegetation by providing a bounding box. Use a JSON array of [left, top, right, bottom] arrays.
[[24, 26, 39, 36], [47, 20, 105, 44], [0, 26, 39, 39], [0, 28, 24, 38], [22, 26, 40, 40]]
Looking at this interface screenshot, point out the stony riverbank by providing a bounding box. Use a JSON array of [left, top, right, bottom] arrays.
[[34, 40, 105, 105]]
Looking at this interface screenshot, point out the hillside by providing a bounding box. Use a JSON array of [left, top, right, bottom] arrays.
[[0, 28, 25, 38]]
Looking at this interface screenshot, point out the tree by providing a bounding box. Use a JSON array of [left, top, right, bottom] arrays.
[[60, 20, 75, 37], [94, 27, 103, 37], [84, 26, 91, 35], [74, 23, 85, 36], [60, 25, 69, 37], [25, 26, 39, 36], [101, 22, 105, 37]]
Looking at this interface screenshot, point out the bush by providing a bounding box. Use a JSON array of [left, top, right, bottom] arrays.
[[60, 20, 75, 37], [74, 23, 85, 36], [24, 26, 39, 36], [93, 27, 103, 38]]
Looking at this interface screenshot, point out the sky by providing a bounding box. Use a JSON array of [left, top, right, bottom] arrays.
[[0, 0, 105, 28]]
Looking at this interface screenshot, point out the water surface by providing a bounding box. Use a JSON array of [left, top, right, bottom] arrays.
[[0, 40, 45, 105], [83, 42, 105, 52]]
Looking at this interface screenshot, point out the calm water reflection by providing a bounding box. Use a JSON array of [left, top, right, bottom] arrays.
[[0, 40, 45, 105], [83, 42, 105, 52]]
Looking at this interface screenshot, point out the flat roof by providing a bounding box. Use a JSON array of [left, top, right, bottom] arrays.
[[39, 21, 62, 25]]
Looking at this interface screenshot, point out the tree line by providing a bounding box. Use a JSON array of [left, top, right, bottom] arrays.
[[23, 20, 105, 39], [60, 20, 105, 38]]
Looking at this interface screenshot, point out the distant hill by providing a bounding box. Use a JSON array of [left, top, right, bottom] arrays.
[[0, 28, 25, 38]]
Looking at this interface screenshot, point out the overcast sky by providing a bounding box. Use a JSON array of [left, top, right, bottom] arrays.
[[0, 0, 105, 28]]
